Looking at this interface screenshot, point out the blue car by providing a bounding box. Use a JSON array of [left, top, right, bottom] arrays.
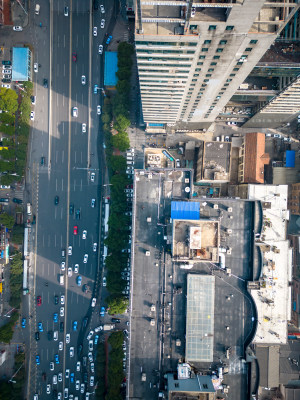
[[70, 372, 74, 383], [94, 335, 99, 345], [54, 354, 59, 364], [100, 306, 105, 317], [76, 276, 82, 286], [36, 355, 40, 365], [106, 35, 112, 45], [53, 313, 58, 323], [38, 322, 43, 332], [21, 318, 26, 328], [73, 321, 78, 331]]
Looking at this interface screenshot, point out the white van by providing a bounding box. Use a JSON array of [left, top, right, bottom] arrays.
[[59, 274, 64, 286], [126, 160, 134, 165], [35, 4, 40, 15], [27, 203, 32, 215]]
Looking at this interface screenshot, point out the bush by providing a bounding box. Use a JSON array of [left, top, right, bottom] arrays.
[[11, 225, 24, 245], [0, 311, 19, 343]]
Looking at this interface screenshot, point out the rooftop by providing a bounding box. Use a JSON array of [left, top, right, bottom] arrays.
[[12, 47, 31, 82], [196, 142, 232, 182], [243, 132, 270, 184]]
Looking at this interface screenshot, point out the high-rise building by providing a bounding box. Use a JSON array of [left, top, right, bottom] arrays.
[[135, 0, 299, 131]]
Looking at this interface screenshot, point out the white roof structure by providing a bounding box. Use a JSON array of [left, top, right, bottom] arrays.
[[247, 185, 292, 344]]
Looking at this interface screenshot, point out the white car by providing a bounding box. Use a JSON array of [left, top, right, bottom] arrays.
[[89, 340, 93, 351], [68, 246, 72, 255], [82, 230, 87, 240], [68, 267, 72, 277], [60, 295, 65, 305], [59, 341, 63, 351], [100, 19, 105, 28], [1, 84, 10, 89], [64, 389, 68, 399], [91, 199, 95, 208], [74, 264, 79, 273], [93, 243, 97, 252], [91, 298, 96, 307], [93, 26, 97, 36], [91, 172, 95, 182], [34, 63, 38, 73], [65, 369, 70, 379], [58, 372, 62, 382], [97, 105, 101, 115], [13, 26, 23, 31], [60, 307, 64, 317], [91, 362, 95, 373], [66, 333, 70, 344], [72, 107, 78, 117], [47, 384, 51, 394], [98, 45, 103, 54], [81, 75, 86, 85], [87, 330, 94, 340], [30, 111, 35, 121], [70, 347, 74, 357], [54, 331, 58, 341], [76, 361, 81, 372], [103, 276, 106, 287], [83, 254, 88, 263], [61, 262, 65, 271], [75, 380, 80, 391], [90, 376, 94, 387], [80, 383, 85, 394], [82, 123, 86, 133], [88, 352, 93, 363], [100, 5, 105, 13]]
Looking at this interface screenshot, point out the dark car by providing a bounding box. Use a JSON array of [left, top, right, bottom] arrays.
[[54, 295, 58, 305], [78, 344, 83, 356], [2, 78, 11, 83], [42, 372, 46, 381], [83, 372, 88, 383], [47, 330, 53, 340], [82, 317, 88, 328], [43, 78, 48, 88], [35, 331, 40, 341], [69, 203, 74, 215], [93, 0, 98, 10], [54, 196, 59, 205], [41, 156, 45, 165], [2, 60, 11, 66], [111, 318, 121, 323], [59, 322, 64, 332], [75, 209, 80, 219], [12, 198, 22, 204]]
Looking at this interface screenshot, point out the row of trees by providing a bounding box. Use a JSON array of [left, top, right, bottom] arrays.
[[106, 331, 125, 400], [0, 81, 32, 186], [101, 42, 136, 314], [95, 342, 106, 399], [0, 350, 25, 399]]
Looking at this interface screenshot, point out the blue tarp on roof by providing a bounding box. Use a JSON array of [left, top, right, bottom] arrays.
[[286, 150, 295, 168], [104, 52, 118, 87], [12, 47, 31, 82], [171, 201, 200, 220]]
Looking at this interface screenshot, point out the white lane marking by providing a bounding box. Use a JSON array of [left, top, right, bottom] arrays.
[[61, 208, 63, 220], [56, 92, 59, 107], [73, 180, 76, 192], [80, 179, 82, 191], [63, 123, 65, 136], [62, 150, 64, 163], [64, 63, 66, 77], [64, 34, 66, 48], [63, 95, 65, 107], [54, 235, 57, 247], [42, 234, 45, 247], [55, 208, 57, 220], [56, 179, 58, 191], [62, 178, 64, 191], [74, 151, 77, 163]]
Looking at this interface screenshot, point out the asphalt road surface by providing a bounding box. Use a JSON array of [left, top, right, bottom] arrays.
[[26, 1, 114, 398]]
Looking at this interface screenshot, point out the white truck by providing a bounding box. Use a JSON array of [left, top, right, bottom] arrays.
[[35, 4, 40, 15], [97, 324, 115, 331]]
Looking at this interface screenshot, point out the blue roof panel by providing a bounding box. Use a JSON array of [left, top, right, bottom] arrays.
[[286, 150, 295, 168], [171, 201, 200, 220], [12, 47, 30, 82], [104, 52, 118, 87]]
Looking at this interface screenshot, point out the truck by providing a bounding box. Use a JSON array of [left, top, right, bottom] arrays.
[[35, 4, 40, 15], [98, 324, 115, 331]]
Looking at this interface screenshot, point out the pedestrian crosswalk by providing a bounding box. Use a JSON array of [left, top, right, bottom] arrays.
[[14, 190, 24, 201]]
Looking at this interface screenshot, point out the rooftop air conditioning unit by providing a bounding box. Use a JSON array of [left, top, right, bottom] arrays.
[[214, 204, 218, 209]]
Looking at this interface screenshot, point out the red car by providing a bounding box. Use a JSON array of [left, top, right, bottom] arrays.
[[73, 225, 78, 235], [72, 52, 77, 62], [37, 296, 42, 306]]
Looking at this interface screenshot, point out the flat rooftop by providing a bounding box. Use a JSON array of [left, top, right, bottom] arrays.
[[247, 184, 292, 344]]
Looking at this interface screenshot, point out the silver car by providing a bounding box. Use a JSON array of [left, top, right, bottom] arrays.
[[100, 19, 105, 28]]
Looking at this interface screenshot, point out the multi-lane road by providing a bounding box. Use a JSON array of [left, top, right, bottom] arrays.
[[26, 1, 113, 398]]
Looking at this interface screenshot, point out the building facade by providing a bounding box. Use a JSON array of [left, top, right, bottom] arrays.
[[135, 0, 299, 131]]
